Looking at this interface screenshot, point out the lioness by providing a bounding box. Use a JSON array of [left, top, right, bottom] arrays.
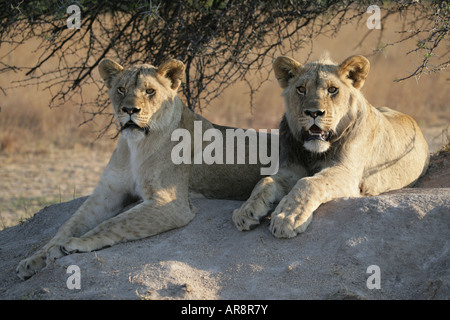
[[16, 58, 271, 280], [233, 54, 429, 238]]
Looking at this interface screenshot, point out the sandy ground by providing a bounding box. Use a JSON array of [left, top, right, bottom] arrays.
[[0, 146, 113, 229], [0, 181, 448, 300], [0, 139, 448, 300]]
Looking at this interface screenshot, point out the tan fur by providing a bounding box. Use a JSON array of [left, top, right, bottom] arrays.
[[16, 59, 264, 280], [233, 54, 429, 238]]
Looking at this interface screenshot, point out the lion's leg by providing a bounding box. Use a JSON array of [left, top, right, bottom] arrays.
[[270, 166, 360, 238], [60, 200, 194, 254], [233, 167, 303, 231], [16, 169, 128, 280], [46, 190, 127, 254]]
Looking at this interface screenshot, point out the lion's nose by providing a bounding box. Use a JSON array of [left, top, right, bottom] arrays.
[[121, 106, 141, 115], [304, 110, 325, 119]]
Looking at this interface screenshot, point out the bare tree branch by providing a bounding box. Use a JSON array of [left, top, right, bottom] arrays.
[[0, 0, 447, 136]]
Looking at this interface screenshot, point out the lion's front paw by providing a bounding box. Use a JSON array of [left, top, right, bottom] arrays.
[[232, 207, 260, 231], [47, 244, 66, 261], [232, 198, 273, 231], [269, 199, 313, 238], [16, 253, 46, 280], [233, 177, 279, 232], [269, 212, 299, 238], [61, 237, 89, 255]]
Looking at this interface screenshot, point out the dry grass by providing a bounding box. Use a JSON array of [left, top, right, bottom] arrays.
[[0, 13, 448, 153], [0, 82, 112, 153]]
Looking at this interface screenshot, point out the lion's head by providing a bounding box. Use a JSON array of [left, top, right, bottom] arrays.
[[273, 54, 370, 153], [99, 58, 185, 139]]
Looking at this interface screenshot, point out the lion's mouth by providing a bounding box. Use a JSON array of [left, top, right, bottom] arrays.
[[121, 121, 150, 135], [304, 124, 332, 142], [122, 121, 143, 131]]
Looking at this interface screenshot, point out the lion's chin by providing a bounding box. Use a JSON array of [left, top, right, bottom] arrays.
[[304, 140, 330, 153], [122, 129, 146, 141], [300, 125, 333, 153], [121, 123, 148, 141]]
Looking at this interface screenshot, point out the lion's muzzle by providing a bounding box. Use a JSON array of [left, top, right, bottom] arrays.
[[121, 120, 149, 135], [303, 124, 333, 142]]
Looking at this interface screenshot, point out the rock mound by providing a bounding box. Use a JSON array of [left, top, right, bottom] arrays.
[[0, 151, 448, 300]]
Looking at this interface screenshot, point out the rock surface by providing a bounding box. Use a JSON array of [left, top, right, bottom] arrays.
[[0, 151, 449, 300]]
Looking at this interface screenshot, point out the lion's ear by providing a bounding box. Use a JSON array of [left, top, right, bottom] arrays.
[[157, 59, 185, 91], [98, 59, 124, 89], [338, 55, 370, 89], [273, 56, 302, 89]]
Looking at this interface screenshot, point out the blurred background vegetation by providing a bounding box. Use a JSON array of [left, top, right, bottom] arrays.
[[0, 0, 448, 138]]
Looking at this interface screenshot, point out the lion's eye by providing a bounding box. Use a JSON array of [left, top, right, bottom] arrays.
[[117, 87, 126, 95], [296, 86, 306, 95], [146, 88, 156, 96], [328, 86, 338, 94]]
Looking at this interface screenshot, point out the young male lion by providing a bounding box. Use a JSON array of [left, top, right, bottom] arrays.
[[233, 54, 429, 238], [16, 58, 270, 280]]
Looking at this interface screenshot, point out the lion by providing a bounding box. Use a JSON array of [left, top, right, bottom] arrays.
[[16, 58, 271, 280], [233, 54, 429, 238]]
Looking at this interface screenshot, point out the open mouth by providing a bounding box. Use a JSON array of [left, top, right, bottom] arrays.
[[304, 124, 332, 142]]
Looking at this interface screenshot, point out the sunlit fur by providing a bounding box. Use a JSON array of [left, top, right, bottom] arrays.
[[233, 53, 429, 239], [16, 58, 265, 280], [104, 63, 179, 140], [278, 54, 361, 153]]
